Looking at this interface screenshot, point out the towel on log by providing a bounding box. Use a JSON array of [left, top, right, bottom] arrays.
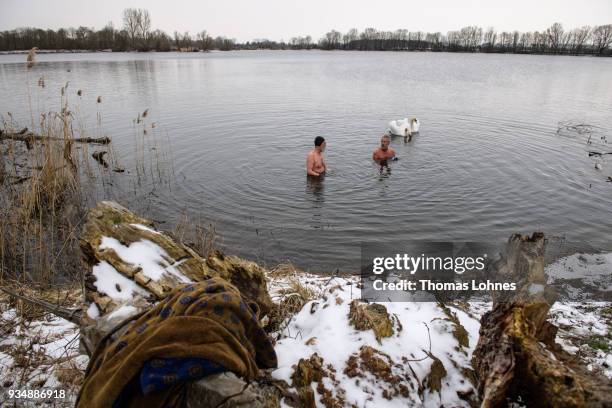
[[76, 277, 277, 408]]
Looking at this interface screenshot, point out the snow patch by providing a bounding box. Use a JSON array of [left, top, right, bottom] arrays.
[[92, 260, 149, 301], [99, 236, 191, 283], [106, 304, 139, 321], [86, 302, 100, 319], [271, 275, 480, 407], [130, 223, 161, 234]]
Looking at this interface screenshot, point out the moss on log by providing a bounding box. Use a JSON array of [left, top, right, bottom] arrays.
[[79, 201, 274, 354]]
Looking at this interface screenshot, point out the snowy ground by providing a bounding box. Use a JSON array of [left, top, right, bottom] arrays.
[[267, 269, 611, 407], [268, 273, 481, 407], [0, 301, 87, 407], [1, 250, 610, 407]]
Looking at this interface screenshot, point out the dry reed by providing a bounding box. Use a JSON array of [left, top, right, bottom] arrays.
[[172, 212, 217, 257], [1, 81, 173, 286], [26, 47, 37, 69]]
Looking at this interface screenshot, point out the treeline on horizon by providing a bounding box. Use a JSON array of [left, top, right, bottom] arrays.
[[1, 8, 611, 56]]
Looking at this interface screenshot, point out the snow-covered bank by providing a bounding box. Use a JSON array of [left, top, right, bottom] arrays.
[[2, 202, 610, 407], [1, 269, 610, 407], [0, 293, 87, 407], [269, 273, 481, 407]]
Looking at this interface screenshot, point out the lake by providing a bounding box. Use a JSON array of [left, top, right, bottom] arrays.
[[1, 50, 611, 272]]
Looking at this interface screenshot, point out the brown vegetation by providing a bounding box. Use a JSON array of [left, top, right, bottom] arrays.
[[348, 300, 394, 342], [0, 78, 171, 287]]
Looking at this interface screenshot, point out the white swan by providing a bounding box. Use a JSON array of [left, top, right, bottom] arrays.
[[388, 118, 420, 137]]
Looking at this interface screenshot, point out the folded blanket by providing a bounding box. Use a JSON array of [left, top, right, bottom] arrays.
[[77, 277, 277, 408]]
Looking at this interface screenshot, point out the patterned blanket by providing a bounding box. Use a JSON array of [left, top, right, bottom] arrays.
[[77, 277, 277, 407]]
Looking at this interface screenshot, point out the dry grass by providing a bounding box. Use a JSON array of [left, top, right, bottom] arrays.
[[278, 278, 316, 301], [26, 47, 37, 69], [0, 108, 86, 284], [172, 212, 217, 257], [267, 277, 316, 334], [0, 284, 84, 405], [54, 363, 85, 388], [0, 280, 82, 321], [1, 76, 173, 286], [268, 261, 302, 278]]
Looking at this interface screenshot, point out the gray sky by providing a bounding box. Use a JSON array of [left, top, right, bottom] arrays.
[[1, 0, 611, 42]]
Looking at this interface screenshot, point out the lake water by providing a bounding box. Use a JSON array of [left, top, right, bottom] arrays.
[[1, 51, 611, 272]]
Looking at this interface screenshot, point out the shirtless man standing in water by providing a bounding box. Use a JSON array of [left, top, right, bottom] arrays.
[[372, 134, 396, 162], [306, 136, 327, 177]]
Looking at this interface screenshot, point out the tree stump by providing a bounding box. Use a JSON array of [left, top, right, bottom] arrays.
[[472, 233, 612, 407]]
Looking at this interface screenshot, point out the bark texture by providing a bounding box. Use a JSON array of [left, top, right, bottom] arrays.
[[79, 201, 273, 354], [472, 233, 612, 407]]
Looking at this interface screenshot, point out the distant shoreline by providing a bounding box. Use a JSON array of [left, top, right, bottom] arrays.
[[1, 48, 610, 58]]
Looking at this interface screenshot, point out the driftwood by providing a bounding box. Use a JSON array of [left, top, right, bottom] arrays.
[[76, 201, 293, 407], [79, 201, 274, 354], [0, 131, 111, 145], [91, 151, 108, 168], [472, 233, 612, 407]]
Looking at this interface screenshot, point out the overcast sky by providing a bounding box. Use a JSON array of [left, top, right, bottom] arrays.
[[1, 0, 611, 42]]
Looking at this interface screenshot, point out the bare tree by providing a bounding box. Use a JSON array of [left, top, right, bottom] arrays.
[[1, 17, 612, 55], [593, 24, 612, 54], [483, 27, 497, 51], [122, 8, 140, 49], [546, 22, 565, 53], [570, 26, 591, 53], [425, 32, 442, 50], [138, 9, 151, 48], [122, 8, 151, 50], [499, 31, 513, 50], [321, 30, 341, 50], [197, 30, 213, 51], [518, 32, 532, 52]]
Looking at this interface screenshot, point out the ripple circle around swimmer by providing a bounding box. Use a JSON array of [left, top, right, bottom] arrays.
[[1, 51, 611, 271]]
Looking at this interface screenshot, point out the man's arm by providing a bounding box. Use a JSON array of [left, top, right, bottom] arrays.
[[306, 153, 319, 176], [389, 148, 396, 158]]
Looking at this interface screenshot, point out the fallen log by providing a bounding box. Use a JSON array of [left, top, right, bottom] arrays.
[[0, 131, 111, 145], [472, 233, 612, 407], [79, 201, 274, 354], [0, 285, 82, 324], [76, 201, 291, 407], [588, 151, 612, 157]]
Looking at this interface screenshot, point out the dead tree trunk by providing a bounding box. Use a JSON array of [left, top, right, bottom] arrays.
[[472, 233, 612, 407], [78, 201, 274, 355], [0, 285, 82, 324], [1, 131, 111, 145]]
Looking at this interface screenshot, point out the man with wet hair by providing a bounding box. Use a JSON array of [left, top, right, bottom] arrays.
[[372, 134, 396, 162], [306, 136, 327, 177]]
